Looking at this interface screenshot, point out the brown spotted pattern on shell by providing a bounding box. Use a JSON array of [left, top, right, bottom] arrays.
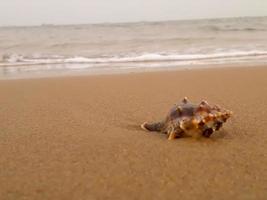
[[141, 97, 232, 140]]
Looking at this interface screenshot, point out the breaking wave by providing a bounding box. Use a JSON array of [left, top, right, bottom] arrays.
[[1, 51, 267, 67]]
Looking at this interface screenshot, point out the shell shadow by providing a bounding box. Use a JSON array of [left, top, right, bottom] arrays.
[[210, 129, 229, 140], [122, 122, 167, 139], [124, 123, 143, 131], [121, 121, 230, 141]]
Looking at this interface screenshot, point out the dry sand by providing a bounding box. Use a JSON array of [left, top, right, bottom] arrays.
[[0, 66, 267, 200]]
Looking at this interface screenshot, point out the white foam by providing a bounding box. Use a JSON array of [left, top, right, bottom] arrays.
[[1, 50, 267, 67]]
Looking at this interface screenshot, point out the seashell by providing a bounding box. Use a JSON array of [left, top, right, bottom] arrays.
[[141, 97, 232, 140]]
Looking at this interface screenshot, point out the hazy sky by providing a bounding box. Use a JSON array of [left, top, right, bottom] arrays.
[[1, 0, 267, 26]]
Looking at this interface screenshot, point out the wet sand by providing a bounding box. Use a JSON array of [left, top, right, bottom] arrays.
[[0, 66, 267, 200]]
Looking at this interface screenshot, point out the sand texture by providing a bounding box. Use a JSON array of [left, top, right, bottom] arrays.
[[0, 67, 267, 200]]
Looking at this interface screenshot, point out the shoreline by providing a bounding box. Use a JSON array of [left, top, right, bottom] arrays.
[[1, 62, 267, 80]]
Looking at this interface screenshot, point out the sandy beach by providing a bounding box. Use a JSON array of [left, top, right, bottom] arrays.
[[0, 66, 267, 200]]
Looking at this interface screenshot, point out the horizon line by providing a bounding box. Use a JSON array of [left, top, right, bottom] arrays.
[[0, 15, 266, 28]]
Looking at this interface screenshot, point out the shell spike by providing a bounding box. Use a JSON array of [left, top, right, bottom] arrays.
[[182, 97, 189, 104], [200, 100, 209, 105], [228, 110, 234, 116], [197, 104, 205, 111], [176, 106, 182, 113], [208, 113, 215, 119], [213, 104, 221, 110]]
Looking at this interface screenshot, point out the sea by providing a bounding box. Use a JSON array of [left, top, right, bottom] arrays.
[[1, 16, 267, 79]]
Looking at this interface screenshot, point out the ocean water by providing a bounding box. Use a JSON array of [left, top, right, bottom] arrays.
[[1, 16, 267, 79]]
